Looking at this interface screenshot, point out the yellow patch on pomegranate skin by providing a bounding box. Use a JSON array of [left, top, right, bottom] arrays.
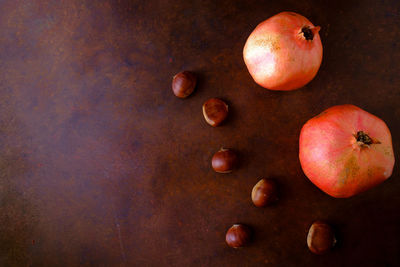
[[253, 36, 281, 51], [337, 156, 360, 186]]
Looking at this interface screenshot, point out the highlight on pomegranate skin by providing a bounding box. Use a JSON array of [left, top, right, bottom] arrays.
[[243, 12, 323, 91]]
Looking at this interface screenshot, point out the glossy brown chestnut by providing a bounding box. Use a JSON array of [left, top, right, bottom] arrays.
[[211, 148, 237, 173], [225, 224, 251, 248], [307, 221, 336, 255], [172, 71, 196, 98], [251, 178, 278, 207], [202, 98, 228, 126]]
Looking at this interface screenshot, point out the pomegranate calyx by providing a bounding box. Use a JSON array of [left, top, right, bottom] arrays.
[[312, 26, 321, 35], [301, 26, 320, 41], [354, 131, 381, 148], [356, 131, 372, 145]]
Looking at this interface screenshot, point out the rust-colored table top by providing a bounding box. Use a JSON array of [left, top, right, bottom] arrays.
[[1, 0, 399, 266]]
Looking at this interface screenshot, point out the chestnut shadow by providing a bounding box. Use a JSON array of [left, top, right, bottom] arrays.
[[244, 223, 265, 249], [219, 98, 238, 126], [229, 147, 249, 172], [185, 70, 205, 99], [265, 176, 285, 207], [329, 222, 343, 251]]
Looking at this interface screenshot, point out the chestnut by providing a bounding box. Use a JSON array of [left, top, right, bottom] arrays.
[[212, 148, 237, 173], [251, 178, 278, 207], [307, 221, 336, 255], [202, 98, 228, 126], [172, 71, 196, 98], [225, 224, 252, 248]]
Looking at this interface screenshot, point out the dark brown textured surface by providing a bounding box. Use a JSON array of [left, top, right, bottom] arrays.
[[1, 0, 399, 266]]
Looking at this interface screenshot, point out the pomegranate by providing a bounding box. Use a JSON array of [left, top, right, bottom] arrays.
[[243, 12, 323, 91], [299, 105, 395, 198]]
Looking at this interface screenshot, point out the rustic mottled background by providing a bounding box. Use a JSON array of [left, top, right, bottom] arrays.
[[1, 0, 399, 266]]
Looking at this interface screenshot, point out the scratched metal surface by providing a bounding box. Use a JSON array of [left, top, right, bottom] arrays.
[[0, 0, 399, 266]]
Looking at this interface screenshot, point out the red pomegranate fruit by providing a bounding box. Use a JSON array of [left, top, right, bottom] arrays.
[[243, 12, 323, 91], [299, 105, 395, 198]]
